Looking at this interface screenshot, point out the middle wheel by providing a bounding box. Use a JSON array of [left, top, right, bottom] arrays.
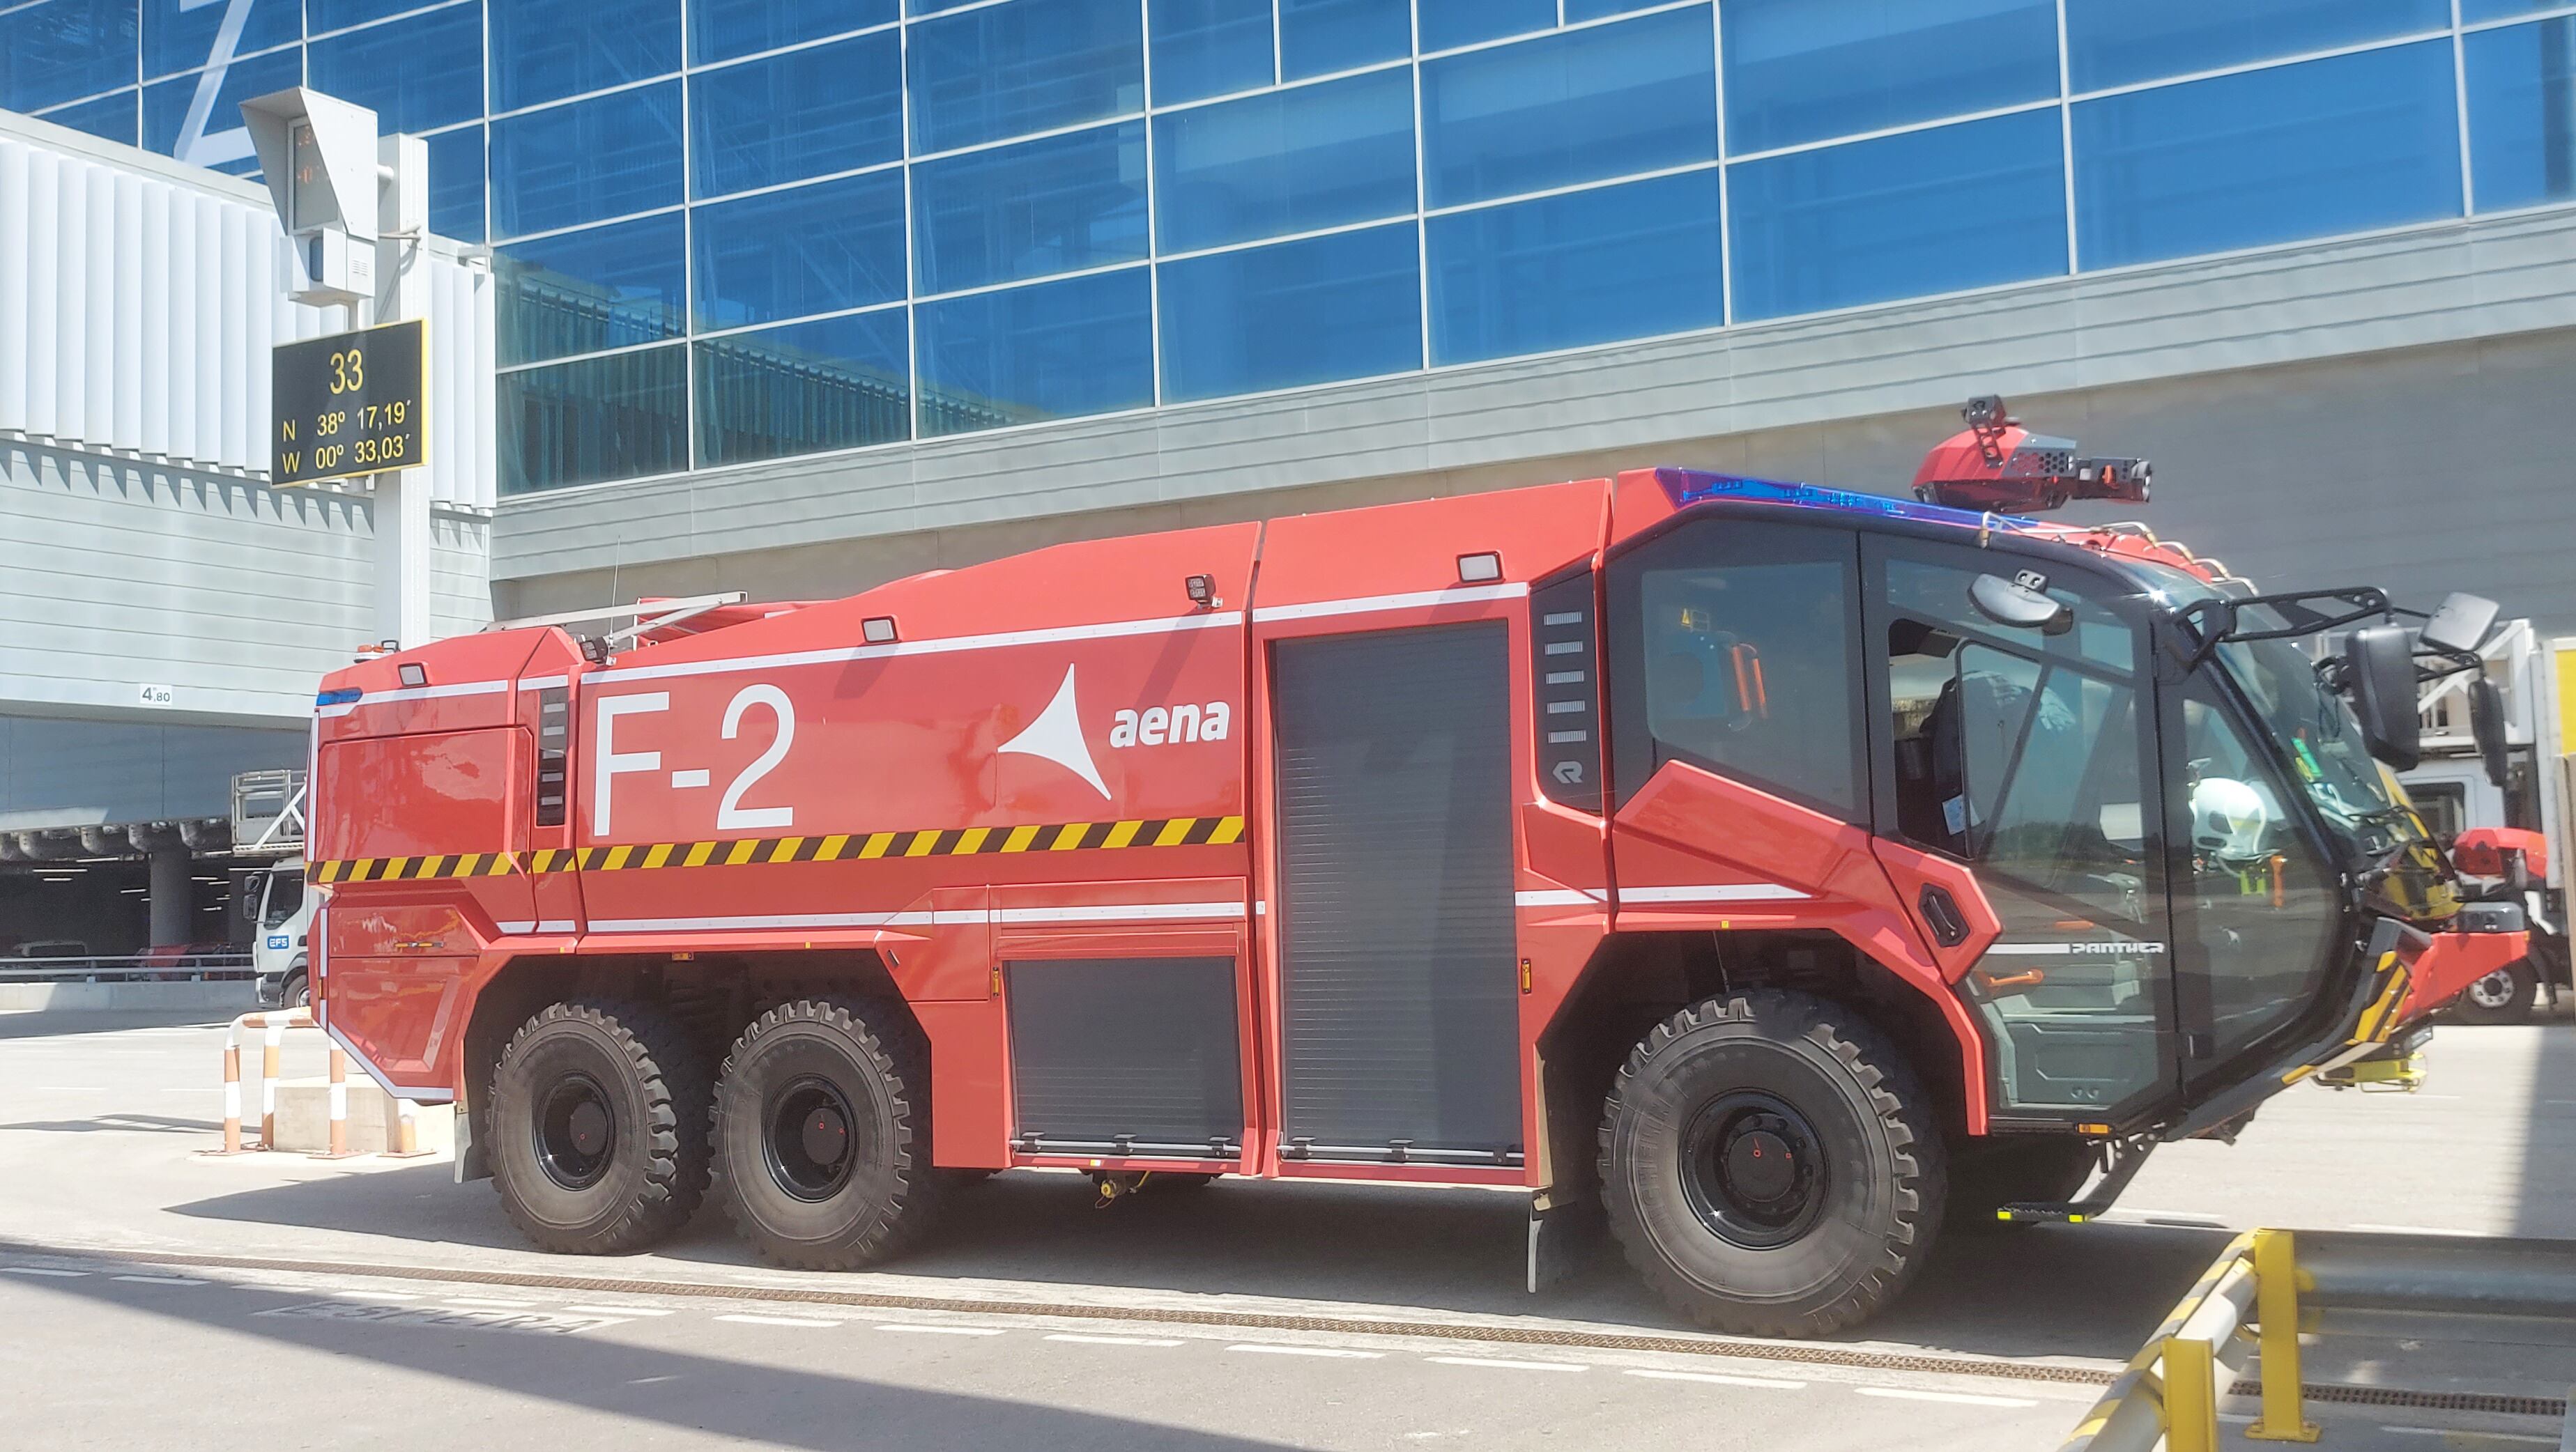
[[713, 997, 944, 1269]]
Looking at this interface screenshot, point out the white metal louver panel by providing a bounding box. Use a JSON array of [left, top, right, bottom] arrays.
[[26, 148, 60, 442], [165, 189, 197, 466], [218, 203, 248, 471], [111, 173, 144, 456], [191, 189, 222, 468], [139, 181, 169, 459], [0, 141, 26, 435]]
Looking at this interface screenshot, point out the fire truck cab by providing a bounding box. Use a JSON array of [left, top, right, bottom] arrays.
[[307, 462, 2522, 1336]]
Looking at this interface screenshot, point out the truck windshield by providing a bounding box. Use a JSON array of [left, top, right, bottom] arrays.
[[2137, 569, 2421, 864]]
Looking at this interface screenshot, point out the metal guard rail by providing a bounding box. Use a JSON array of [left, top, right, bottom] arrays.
[[2064, 1228, 2576, 1452], [0, 952, 253, 982]]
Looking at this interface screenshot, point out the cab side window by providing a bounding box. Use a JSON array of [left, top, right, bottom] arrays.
[[1607, 520, 1864, 818]]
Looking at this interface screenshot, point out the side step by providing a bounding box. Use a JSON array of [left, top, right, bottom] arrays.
[[1997, 1135, 2156, 1225]]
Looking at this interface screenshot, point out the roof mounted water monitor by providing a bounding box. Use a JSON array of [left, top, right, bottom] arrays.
[[1912, 395, 2152, 513], [240, 88, 381, 308]]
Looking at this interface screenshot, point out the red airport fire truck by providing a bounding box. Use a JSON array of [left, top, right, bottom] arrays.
[[305, 401, 2527, 1335]]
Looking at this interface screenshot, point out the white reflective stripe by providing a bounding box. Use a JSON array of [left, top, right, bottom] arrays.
[[1250, 582, 1528, 624], [519, 674, 569, 690], [585, 612, 1245, 685], [320, 1021, 454, 1104], [493, 920, 535, 935], [1620, 883, 1808, 904], [1515, 889, 1605, 907], [492, 920, 578, 936], [590, 903, 1248, 934], [315, 679, 512, 718]]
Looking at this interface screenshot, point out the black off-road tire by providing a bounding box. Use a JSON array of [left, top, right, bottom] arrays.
[[487, 999, 713, 1255], [2448, 958, 2539, 1026], [713, 997, 945, 1270], [1944, 1136, 2095, 1230], [1599, 990, 1945, 1338]]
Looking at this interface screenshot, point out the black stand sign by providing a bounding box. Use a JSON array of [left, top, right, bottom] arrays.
[[272, 319, 426, 488]]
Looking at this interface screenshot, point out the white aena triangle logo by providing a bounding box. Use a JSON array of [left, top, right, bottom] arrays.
[[997, 665, 1110, 799]]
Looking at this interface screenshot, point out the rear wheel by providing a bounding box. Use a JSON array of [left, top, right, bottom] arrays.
[[714, 998, 944, 1269], [487, 1000, 712, 1254], [2449, 959, 2538, 1026], [1600, 990, 1944, 1337]]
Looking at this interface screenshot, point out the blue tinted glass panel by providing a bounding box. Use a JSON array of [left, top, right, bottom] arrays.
[[39, 91, 141, 146], [2467, 20, 2576, 213], [1563, 0, 1661, 19], [490, 82, 684, 237], [143, 0, 294, 80], [309, 0, 448, 31], [1158, 222, 1420, 401], [908, 0, 1144, 153], [1154, 69, 1414, 252], [496, 213, 687, 366], [1423, 7, 1716, 208], [489, 0, 680, 111], [689, 0, 894, 63], [143, 45, 298, 169], [2, 0, 137, 111], [1730, 109, 2065, 321], [1152, 0, 1273, 104], [2467, 0, 2575, 17], [2067, 0, 2449, 92], [1723, 0, 2058, 155], [690, 32, 902, 198], [309, 6, 484, 134], [697, 311, 912, 467], [2073, 42, 2461, 270], [427, 125, 486, 242], [500, 345, 689, 493], [694, 171, 908, 329], [913, 123, 1149, 294], [916, 269, 1154, 434], [1418, 0, 1552, 52], [1278, 0, 1408, 79], [1428, 169, 1722, 364]]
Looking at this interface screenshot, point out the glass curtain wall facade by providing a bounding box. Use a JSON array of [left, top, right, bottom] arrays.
[[6, 0, 2576, 496]]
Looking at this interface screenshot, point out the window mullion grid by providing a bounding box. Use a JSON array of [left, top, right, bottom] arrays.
[[678, 13, 698, 471], [1273, 0, 1284, 84], [2452, 0, 2475, 215], [1710, 0, 1731, 327], [1141, 0, 1165, 408], [900, 8, 921, 443], [2056, 0, 2078, 272], [1411, 0, 1431, 373]]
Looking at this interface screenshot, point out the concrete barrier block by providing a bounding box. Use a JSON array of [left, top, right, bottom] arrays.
[[270, 1078, 454, 1156], [0, 982, 256, 1012]]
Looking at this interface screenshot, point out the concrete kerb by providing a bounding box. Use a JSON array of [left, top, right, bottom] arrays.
[[0, 981, 257, 1012]]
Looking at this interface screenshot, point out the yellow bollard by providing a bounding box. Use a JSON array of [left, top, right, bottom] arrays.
[[2246, 1228, 2321, 1442], [2162, 1329, 2219, 1452]]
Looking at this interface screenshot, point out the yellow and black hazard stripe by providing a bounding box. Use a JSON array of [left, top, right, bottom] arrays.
[[539, 815, 1246, 873], [312, 853, 521, 884]]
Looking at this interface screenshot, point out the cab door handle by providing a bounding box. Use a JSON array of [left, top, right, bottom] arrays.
[[1917, 884, 1970, 948]]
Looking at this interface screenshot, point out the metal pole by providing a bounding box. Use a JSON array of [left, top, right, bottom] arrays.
[[2247, 1228, 2320, 1442], [370, 132, 432, 649], [2161, 1329, 2218, 1452]]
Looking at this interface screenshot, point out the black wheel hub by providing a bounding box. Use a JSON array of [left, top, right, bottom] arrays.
[[765, 1076, 859, 1202], [535, 1073, 618, 1191], [1680, 1091, 1827, 1250]]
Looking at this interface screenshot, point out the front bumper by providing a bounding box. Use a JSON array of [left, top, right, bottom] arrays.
[[2396, 916, 2529, 1021]]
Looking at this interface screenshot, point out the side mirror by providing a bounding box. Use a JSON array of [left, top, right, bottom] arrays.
[[1969, 572, 2073, 636], [2345, 625, 2423, 771], [2469, 677, 2510, 790], [2419, 592, 2500, 657]]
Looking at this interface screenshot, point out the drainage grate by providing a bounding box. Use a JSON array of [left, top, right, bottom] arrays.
[[2233, 1380, 2570, 1420]]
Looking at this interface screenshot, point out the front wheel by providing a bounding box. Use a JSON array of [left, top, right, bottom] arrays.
[[1600, 991, 1945, 1337], [713, 998, 945, 1269], [2449, 959, 2538, 1026]]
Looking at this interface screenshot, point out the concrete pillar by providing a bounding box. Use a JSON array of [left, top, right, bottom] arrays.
[[148, 841, 192, 947]]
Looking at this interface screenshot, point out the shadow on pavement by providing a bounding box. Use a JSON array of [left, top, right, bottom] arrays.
[[0, 1010, 236, 1042], [0, 1113, 220, 1134], [2513, 1020, 2576, 1239], [166, 1161, 2225, 1364], [0, 1249, 1306, 1452]]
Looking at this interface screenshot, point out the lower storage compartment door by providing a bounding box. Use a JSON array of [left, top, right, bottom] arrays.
[[1004, 955, 1244, 1158]]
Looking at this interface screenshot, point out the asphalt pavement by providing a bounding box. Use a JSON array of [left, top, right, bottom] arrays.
[[0, 1005, 2568, 1450]]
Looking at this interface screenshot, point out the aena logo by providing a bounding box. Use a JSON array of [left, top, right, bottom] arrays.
[[1109, 702, 1230, 748]]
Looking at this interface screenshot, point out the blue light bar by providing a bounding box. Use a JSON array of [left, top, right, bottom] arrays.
[[1658, 469, 2046, 534], [316, 687, 362, 706]]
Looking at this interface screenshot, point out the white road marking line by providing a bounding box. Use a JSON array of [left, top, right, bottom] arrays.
[[2379, 1429, 2558, 1445], [1855, 1387, 2040, 1408], [1044, 1334, 1185, 1347], [112, 1274, 206, 1286], [1426, 1356, 1586, 1373], [628, 1375, 681, 1386], [566, 1305, 673, 1317], [2347, 1224, 2485, 1237], [334, 1290, 424, 1300], [717, 1313, 843, 1328], [1624, 1369, 1807, 1391], [443, 1297, 539, 1308], [0, 1267, 87, 1278], [875, 1323, 1006, 1337], [1225, 1344, 1382, 1359]]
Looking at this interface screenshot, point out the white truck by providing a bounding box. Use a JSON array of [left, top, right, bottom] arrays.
[[229, 770, 312, 1010], [2398, 620, 2572, 1022]]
